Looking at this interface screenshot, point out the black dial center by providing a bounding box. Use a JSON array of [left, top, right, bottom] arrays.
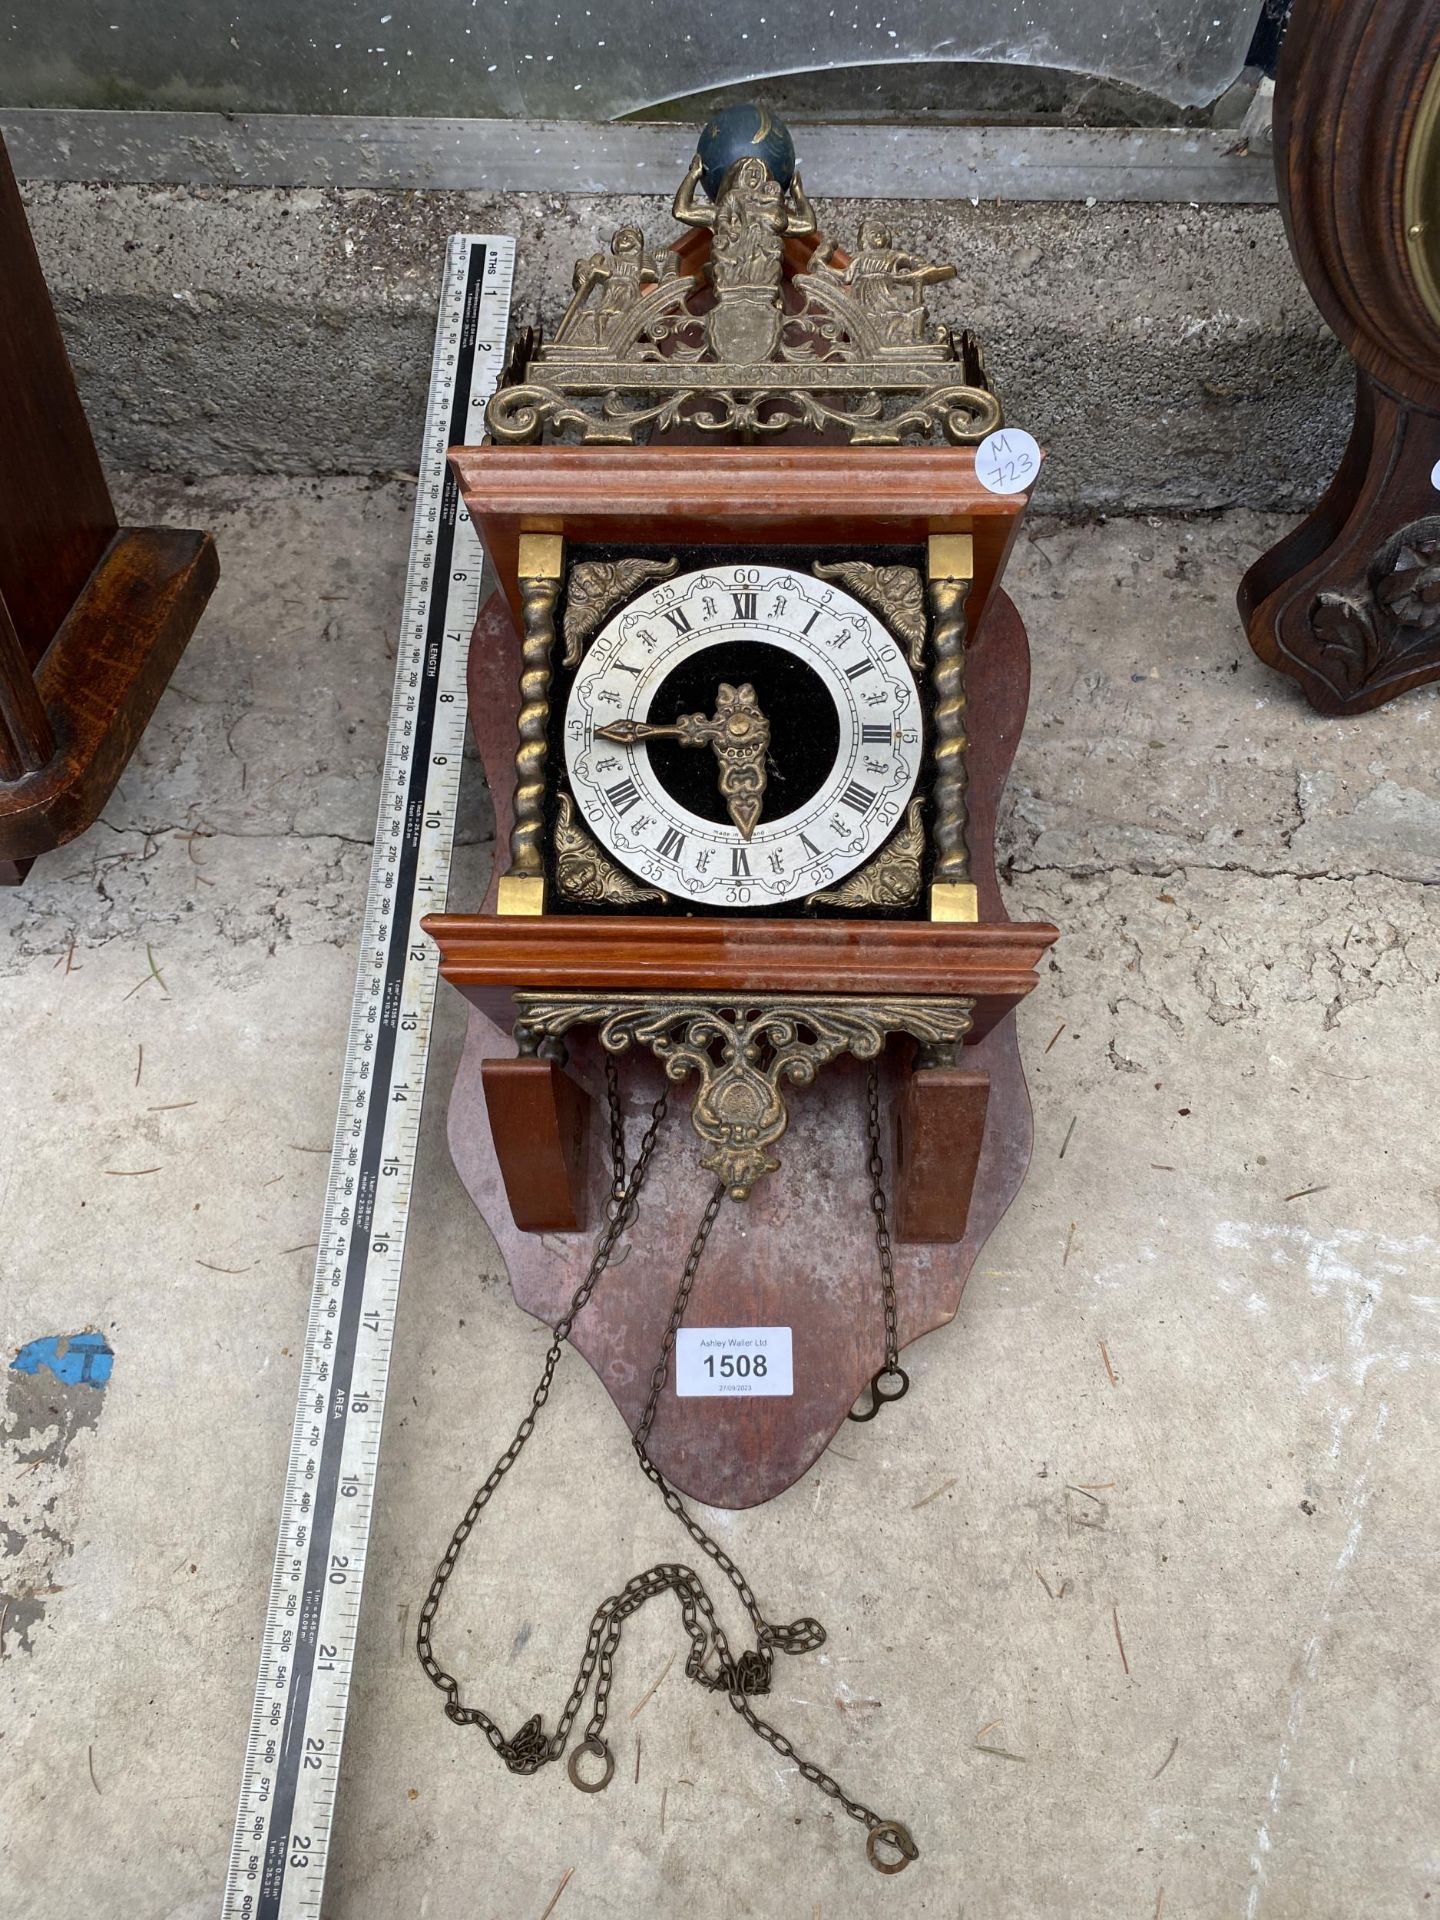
[[645, 640, 841, 827]]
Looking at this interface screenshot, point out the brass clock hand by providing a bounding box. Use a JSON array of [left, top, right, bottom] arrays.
[[595, 682, 770, 840]]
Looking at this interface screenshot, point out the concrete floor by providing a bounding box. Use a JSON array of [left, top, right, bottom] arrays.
[[3, 477, 1438, 1919]]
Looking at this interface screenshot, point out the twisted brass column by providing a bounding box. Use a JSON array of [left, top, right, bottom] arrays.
[[927, 534, 977, 922], [498, 533, 564, 916]]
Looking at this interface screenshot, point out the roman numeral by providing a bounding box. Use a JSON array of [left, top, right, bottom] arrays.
[[798, 833, 821, 857], [656, 826, 686, 859], [731, 591, 757, 621], [663, 607, 692, 633], [839, 780, 877, 812], [731, 846, 751, 876], [861, 722, 892, 743], [605, 777, 641, 815], [843, 658, 876, 681], [802, 610, 822, 635]]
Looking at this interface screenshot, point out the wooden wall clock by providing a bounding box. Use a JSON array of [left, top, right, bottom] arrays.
[[1240, 0, 1440, 713], [416, 107, 1057, 1872]]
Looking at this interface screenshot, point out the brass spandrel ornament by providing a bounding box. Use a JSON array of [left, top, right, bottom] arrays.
[[807, 798, 925, 910], [812, 559, 927, 667], [486, 120, 1001, 450], [561, 556, 678, 665], [553, 792, 664, 907]]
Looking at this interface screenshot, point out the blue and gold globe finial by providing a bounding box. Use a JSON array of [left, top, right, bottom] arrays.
[[695, 103, 796, 202]]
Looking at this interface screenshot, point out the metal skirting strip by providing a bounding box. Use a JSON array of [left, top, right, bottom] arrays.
[[0, 109, 1276, 204]]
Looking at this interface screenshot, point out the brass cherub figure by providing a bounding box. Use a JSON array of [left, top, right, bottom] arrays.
[[811, 218, 957, 348], [553, 224, 661, 349], [672, 153, 817, 361]]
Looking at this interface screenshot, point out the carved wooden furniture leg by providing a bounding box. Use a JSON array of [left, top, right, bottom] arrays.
[[480, 1054, 592, 1233], [0, 131, 217, 879], [893, 1064, 990, 1245], [1238, 0, 1440, 713]]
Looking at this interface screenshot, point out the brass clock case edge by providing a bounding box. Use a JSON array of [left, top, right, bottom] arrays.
[[1404, 48, 1440, 332]]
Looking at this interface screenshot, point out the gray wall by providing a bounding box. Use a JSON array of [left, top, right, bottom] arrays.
[[21, 180, 1345, 514]]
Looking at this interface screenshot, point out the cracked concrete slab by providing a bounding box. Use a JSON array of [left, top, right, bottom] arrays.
[[1, 478, 1438, 1918], [1006, 511, 1440, 888]]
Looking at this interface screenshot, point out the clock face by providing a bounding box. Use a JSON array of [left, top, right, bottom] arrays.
[[563, 562, 923, 907]]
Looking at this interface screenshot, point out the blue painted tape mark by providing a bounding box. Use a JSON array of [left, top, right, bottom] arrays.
[[9, 1331, 114, 1388]]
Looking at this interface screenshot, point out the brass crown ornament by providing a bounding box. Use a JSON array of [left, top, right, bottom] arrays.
[[486, 106, 1001, 449]]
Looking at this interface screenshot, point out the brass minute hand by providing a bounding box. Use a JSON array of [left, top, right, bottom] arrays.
[[595, 682, 770, 840]]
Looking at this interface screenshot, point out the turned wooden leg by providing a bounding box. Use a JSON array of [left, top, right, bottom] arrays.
[[893, 1065, 990, 1244], [497, 532, 564, 916], [481, 1055, 591, 1234], [927, 533, 978, 921]]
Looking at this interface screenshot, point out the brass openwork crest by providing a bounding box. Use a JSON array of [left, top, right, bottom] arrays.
[[486, 147, 1002, 450]]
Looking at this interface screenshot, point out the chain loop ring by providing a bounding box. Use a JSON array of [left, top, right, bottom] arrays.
[[866, 1820, 919, 1873], [567, 1736, 615, 1793], [847, 1366, 910, 1423]]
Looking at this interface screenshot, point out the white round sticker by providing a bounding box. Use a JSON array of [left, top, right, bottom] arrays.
[[974, 428, 1043, 496], [1430, 457, 1440, 492]]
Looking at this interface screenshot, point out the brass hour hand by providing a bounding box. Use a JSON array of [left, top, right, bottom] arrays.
[[595, 682, 770, 840]]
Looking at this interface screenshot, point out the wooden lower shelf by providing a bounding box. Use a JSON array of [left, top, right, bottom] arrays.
[[423, 912, 1057, 1041]]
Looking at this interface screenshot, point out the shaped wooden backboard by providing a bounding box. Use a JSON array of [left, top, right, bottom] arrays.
[[439, 583, 1044, 1509]]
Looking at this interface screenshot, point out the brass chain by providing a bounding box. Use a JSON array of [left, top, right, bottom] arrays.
[[415, 1057, 918, 1873], [847, 1062, 911, 1423]]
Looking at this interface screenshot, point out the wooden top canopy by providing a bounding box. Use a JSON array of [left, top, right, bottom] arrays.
[[449, 443, 1028, 640]]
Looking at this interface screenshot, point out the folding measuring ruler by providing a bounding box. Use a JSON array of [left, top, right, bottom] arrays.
[[221, 233, 514, 1920]]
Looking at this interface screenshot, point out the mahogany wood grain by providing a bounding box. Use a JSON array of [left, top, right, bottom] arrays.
[[481, 1056, 591, 1233], [450, 444, 1027, 643], [427, 915, 1054, 1043], [438, 585, 1048, 1507], [893, 1067, 990, 1244], [0, 127, 219, 877], [1238, 0, 1440, 712], [1, 528, 219, 864], [0, 133, 116, 667]]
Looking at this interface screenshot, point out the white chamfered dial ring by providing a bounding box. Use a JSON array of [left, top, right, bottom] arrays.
[[563, 562, 923, 908]]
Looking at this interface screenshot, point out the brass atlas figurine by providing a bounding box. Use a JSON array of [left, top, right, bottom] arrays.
[[417, 105, 1056, 1874]]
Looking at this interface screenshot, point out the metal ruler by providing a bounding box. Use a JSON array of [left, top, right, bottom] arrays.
[[222, 232, 515, 1920]]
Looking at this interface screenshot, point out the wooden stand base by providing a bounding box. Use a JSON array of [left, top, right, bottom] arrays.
[[1240, 370, 1440, 713], [436, 583, 1049, 1509], [1, 527, 218, 871], [0, 130, 217, 877]]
